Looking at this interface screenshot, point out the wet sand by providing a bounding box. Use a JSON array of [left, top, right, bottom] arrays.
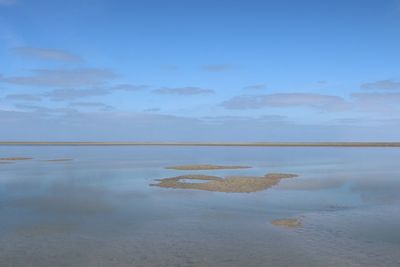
[[151, 173, 297, 193], [166, 164, 251, 170], [271, 218, 303, 228]]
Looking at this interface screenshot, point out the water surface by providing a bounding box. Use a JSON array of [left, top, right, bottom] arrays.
[[1, 146, 400, 266]]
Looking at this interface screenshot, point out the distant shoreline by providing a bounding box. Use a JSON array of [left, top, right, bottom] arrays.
[[1, 142, 400, 147]]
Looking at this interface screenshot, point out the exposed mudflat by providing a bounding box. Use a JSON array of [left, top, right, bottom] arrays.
[[165, 164, 251, 170], [151, 173, 297, 193]]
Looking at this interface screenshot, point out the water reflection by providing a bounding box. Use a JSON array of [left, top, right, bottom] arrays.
[[0, 146, 399, 266], [12, 183, 115, 215], [350, 175, 400, 204]]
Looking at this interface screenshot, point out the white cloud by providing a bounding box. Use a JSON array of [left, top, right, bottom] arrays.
[[143, 108, 161, 112], [44, 88, 110, 101], [1, 68, 117, 88], [153, 87, 214, 95], [222, 93, 349, 112], [202, 64, 233, 72], [243, 84, 267, 90], [0, 0, 17, 5], [112, 84, 148, 91], [351, 92, 400, 112], [361, 80, 400, 90], [69, 102, 114, 111], [6, 94, 42, 102], [13, 47, 83, 62], [160, 64, 178, 71], [2, 109, 400, 141]]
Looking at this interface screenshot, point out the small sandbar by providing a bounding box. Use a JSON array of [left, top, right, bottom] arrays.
[[165, 164, 251, 170], [0, 162, 13, 164], [271, 218, 303, 228], [44, 158, 73, 162], [151, 173, 297, 193], [0, 157, 32, 161]]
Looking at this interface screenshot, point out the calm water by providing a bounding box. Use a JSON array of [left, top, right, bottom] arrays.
[[1, 146, 400, 266]]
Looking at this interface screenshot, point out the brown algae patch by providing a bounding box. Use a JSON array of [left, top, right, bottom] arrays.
[[271, 218, 303, 228], [151, 173, 297, 193], [0, 157, 32, 161], [165, 164, 251, 170]]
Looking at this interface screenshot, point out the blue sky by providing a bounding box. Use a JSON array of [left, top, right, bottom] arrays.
[[1, 0, 400, 141]]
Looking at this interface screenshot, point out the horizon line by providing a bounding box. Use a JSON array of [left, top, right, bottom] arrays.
[[1, 141, 400, 147]]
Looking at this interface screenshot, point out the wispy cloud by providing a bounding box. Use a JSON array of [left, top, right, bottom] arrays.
[[153, 87, 214, 95], [111, 84, 148, 91], [0, 0, 17, 5], [69, 102, 114, 111], [6, 94, 42, 102], [203, 115, 286, 124], [14, 103, 76, 115], [243, 84, 267, 90], [361, 80, 400, 90], [222, 93, 349, 111], [143, 108, 161, 112], [1, 68, 117, 88], [2, 107, 400, 141], [202, 64, 233, 72], [160, 64, 178, 71], [45, 88, 110, 101], [352, 92, 400, 112], [13, 47, 83, 62]]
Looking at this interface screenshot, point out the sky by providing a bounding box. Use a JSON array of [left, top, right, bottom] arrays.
[[1, 0, 400, 141]]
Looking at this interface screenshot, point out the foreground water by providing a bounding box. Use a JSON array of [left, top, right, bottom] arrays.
[[0, 146, 400, 266]]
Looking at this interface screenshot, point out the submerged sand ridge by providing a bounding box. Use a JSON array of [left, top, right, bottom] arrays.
[[44, 159, 73, 162], [166, 164, 252, 170], [0, 157, 32, 161], [151, 173, 297, 193]]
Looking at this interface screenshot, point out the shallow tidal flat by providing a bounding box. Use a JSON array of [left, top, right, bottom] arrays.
[[1, 146, 400, 266]]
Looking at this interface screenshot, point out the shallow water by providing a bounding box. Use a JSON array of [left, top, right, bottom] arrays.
[[0, 146, 400, 266]]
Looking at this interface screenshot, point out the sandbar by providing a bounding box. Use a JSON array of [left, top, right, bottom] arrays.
[[151, 173, 297, 193], [1, 141, 400, 147], [44, 158, 73, 162], [165, 164, 251, 170], [271, 218, 303, 228], [0, 157, 32, 161]]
